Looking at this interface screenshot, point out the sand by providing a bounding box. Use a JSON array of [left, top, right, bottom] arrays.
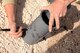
[[0, 0, 80, 53]]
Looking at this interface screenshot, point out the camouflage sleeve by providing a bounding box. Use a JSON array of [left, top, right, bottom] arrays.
[[2, 0, 15, 6]]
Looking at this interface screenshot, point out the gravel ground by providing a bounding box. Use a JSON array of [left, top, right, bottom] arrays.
[[0, 0, 80, 53]]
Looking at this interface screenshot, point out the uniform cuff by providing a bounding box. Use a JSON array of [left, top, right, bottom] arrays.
[[2, 0, 15, 6]]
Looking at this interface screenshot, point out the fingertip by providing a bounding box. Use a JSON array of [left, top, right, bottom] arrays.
[[62, 9, 67, 17], [18, 26, 22, 32], [19, 26, 22, 29], [49, 16, 54, 32], [60, 14, 62, 17], [49, 25, 52, 32], [55, 15, 60, 30], [63, 12, 66, 17], [56, 25, 60, 30], [49, 29, 52, 32]]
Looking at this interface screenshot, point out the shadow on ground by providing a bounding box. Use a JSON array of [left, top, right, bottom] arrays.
[[16, 0, 28, 28], [45, 5, 80, 53], [42, 5, 80, 40], [46, 24, 80, 53]]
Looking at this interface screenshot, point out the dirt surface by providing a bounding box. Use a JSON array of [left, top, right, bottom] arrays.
[[47, 2, 80, 53], [0, 0, 80, 53]]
